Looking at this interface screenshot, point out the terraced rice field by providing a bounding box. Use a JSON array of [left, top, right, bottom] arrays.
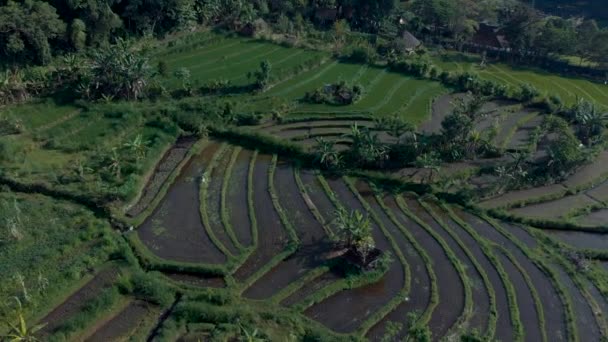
[[432, 53, 608, 108], [480, 151, 608, 225], [125, 138, 607, 340], [157, 34, 449, 124]]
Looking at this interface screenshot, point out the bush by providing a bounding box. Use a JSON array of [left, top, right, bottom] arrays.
[[303, 81, 363, 105], [119, 271, 175, 306]]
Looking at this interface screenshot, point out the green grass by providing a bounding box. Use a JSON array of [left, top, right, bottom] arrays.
[[432, 52, 608, 107]]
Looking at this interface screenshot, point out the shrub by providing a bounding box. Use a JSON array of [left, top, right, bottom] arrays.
[[303, 81, 363, 105], [119, 271, 175, 306]]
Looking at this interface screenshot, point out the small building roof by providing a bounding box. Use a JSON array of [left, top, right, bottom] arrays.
[[472, 23, 509, 50], [400, 31, 422, 50]]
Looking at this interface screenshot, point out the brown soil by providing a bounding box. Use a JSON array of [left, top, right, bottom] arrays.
[[442, 205, 514, 341], [233, 154, 288, 282], [497, 251, 543, 342], [205, 146, 240, 256], [137, 142, 227, 264], [85, 300, 153, 342], [227, 149, 254, 247], [304, 178, 404, 334], [127, 136, 197, 217], [38, 268, 119, 336], [163, 272, 226, 288], [454, 209, 568, 342], [243, 161, 331, 299]]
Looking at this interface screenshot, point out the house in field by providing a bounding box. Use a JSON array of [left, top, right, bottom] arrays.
[[471, 23, 510, 51], [397, 30, 422, 54], [240, 18, 269, 37]]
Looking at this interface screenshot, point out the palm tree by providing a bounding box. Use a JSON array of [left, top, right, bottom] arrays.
[[314, 138, 341, 169]]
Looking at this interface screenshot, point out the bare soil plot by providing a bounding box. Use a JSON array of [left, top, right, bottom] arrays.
[[137, 143, 226, 264], [388, 197, 465, 339], [85, 300, 154, 342], [304, 178, 404, 334], [552, 265, 602, 342], [575, 209, 608, 226], [243, 162, 330, 299], [205, 146, 240, 256], [563, 151, 608, 190], [163, 272, 226, 288], [233, 154, 287, 282], [496, 251, 542, 342], [39, 268, 119, 336], [543, 230, 608, 250], [226, 149, 254, 247], [454, 209, 569, 342], [423, 202, 490, 335], [478, 184, 567, 209], [127, 136, 196, 217], [443, 205, 514, 341], [509, 194, 600, 220]]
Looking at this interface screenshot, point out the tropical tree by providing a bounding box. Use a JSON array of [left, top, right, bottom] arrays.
[[333, 207, 374, 251], [247, 60, 271, 91], [313, 138, 341, 170], [174, 67, 193, 94], [345, 124, 389, 168], [84, 39, 153, 100]]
